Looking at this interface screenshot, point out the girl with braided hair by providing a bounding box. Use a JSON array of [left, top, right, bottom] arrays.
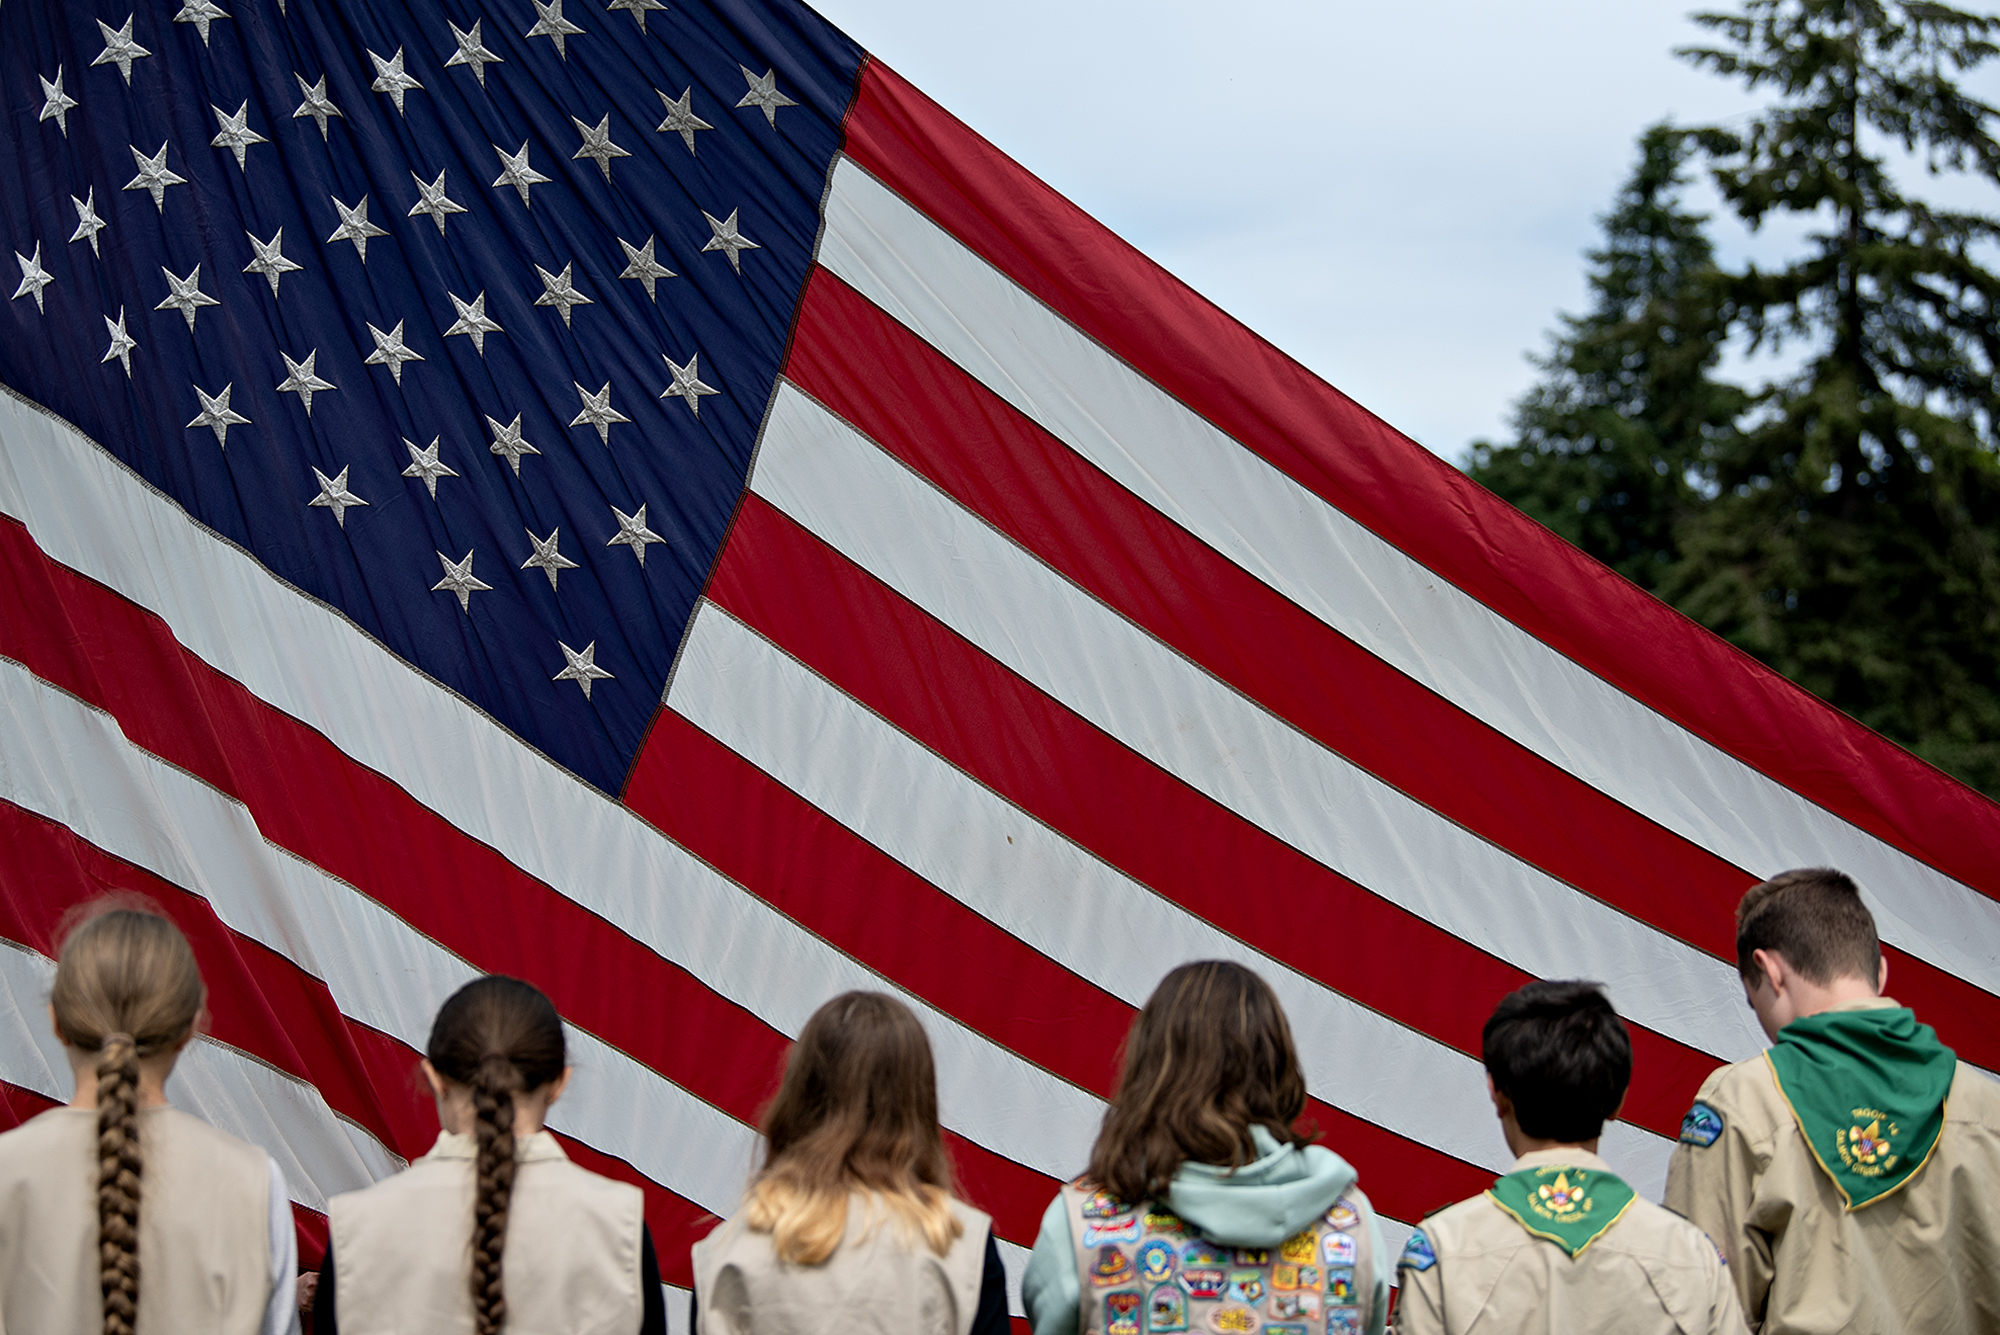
[[0, 902, 300, 1335], [316, 975, 666, 1334]]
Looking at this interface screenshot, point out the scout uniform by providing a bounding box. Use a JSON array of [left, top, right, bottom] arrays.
[[1393, 1147, 1745, 1335], [1056, 1180, 1378, 1335], [1664, 996, 2000, 1334]]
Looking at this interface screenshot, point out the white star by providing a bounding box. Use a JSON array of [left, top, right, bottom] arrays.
[[307, 465, 367, 527], [367, 47, 422, 115], [408, 168, 468, 234], [571, 113, 630, 181], [275, 349, 335, 415], [616, 235, 674, 301], [606, 502, 665, 565], [363, 319, 424, 384], [521, 527, 580, 589], [525, 0, 584, 58], [293, 73, 343, 140], [327, 194, 389, 263], [700, 207, 760, 274], [444, 290, 502, 354], [173, 0, 230, 46], [570, 381, 631, 444], [533, 262, 593, 326], [401, 436, 458, 498], [39, 67, 79, 137], [124, 142, 187, 214], [444, 19, 504, 87], [93, 17, 152, 86], [553, 639, 613, 699], [243, 227, 303, 297], [187, 383, 250, 448], [491, 141, 552, 207], [486, 412, 541, 475], [431, 550, 492, 613], [654, 86, 712, 154], [210, 100, 267, 170], [69, 190, 107, 257], [12, 244, 53, 314], [102, 308, 138, 376], [156, 264, 220, 330], [608, 0, 668, 30], [659, 350, 719, 414], [735, 65, 797, 128]]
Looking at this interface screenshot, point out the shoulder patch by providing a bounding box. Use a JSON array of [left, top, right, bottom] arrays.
[[1397, 1228, 1437, 1273], [1679, 1100, 1725, 1147]]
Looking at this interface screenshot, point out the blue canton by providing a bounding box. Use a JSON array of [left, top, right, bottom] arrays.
[[0, 0, 863, 791], [1396, 1227, 1436, 1273], [1679, 1100, 1725, 1148]]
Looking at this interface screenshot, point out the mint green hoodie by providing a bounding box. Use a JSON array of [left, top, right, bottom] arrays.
[[1021, 1127, 1389, 1335]]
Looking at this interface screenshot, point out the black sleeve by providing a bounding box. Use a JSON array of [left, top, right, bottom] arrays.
[[314, 1244, 337, 1335], [640, 1224, 667, 1335], [969, 1228, 1008, 1335]]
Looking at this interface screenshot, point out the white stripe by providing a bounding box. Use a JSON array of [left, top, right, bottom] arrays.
[[814, 158, 2000, 992], [745, 383, 1767, 1073], [0, 937, 394, 1210], [0, 392, 1101, 1195], [669, 601, 1676, 1197]]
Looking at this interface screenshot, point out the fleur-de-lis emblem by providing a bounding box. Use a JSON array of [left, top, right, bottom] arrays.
[[1538, 1172, 1584, 1212], [1850, 1120, 1884, 1163]]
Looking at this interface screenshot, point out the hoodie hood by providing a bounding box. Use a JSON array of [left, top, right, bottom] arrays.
[[1163, 1126, 1357, 1247]]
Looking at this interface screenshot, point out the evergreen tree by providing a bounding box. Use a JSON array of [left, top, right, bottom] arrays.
[[1668, 0, 2000, 793], [1469, 126, 1747, 590]]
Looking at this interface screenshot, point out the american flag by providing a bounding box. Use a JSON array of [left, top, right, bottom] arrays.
[[3, 0, 1997, 1326]]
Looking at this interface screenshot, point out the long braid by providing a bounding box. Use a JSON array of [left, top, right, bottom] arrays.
[[95, 1033, 142, 1335], [468, 1055, 522, 1335]]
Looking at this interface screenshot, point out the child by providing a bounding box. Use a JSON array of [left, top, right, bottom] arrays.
[[316, 975, 666, 1334], [1024, 960, 1388, 1335], [1395, 980, 1745, 1335], [691, 991, 1008, 1335], [0, 903, 299, 1335]]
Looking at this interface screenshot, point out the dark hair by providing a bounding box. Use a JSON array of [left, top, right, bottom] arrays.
[[1087, 961, 1309, 1206], [425, 976, 566, 1335], [746, 992, 961, 1264], [1482, 981, 1631, 1144], [1736, 868, 1881, 987]]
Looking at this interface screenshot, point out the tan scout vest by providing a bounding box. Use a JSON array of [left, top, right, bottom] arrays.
[[1060, 1180, 1376, 1335], [330, 1130, 644, 1335], [0, 1104, 273, 1335], [692, 1191, 990, 1335]]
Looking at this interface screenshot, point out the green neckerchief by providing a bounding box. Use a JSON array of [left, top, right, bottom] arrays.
[[1484, 1163, 1636, 1257], [1765, 1004, 1956, 1210]]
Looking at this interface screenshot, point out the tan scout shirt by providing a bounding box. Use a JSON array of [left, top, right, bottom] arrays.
[[330, 1129, 645, 1335], [1664, 999, 2000, 1335], [1395, 1149, 1747, 1335], [0, 1104, 275, 1335]]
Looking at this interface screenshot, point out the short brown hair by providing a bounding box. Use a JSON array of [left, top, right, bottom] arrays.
[[1736, 868, 1880, 987], [1087, 961, 1309, 1206]]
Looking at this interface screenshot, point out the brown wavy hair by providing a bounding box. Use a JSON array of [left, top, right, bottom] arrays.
[[425, 976, 566, 1335], [49, 904, 205, 1335], [743, 992, 962, 1265], [1086, 961, 1310, 1205]]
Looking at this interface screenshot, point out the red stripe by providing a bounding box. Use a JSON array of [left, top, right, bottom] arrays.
[[839, 60, 2000, 903], [776, 268, 2000, 1071], [627, 706, 1492, 1224]]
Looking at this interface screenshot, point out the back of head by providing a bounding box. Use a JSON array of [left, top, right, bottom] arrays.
[[745, 991, 959, 1265], [1736, 867, 1881, 987], [1088, 960, 1309, 1206], [425, 976, 566, 1335], [1482, 981, 1631, 1145], [49, 903, 205, 1335]]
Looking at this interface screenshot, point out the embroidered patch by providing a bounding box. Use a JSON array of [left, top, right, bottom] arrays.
[[1270, 1289, 1321, 1320], [1208, 1305, 1258, 1334], [1279, 1230, 1318, 1265], [1264, 1327, 1306, 1335], [1145, 1208, 1191, 1235], [1092, 1246, 1137, 1288], [1835, 1108, 1903, 1177], [1233, 1248, 1271, 1267], [1272, 1262, 1301, 1291], [1147, 1282, 1189, 1333], [1326, 1267, 1356, 1306], [1679, 1101, 1725, 1147], [1321, 1232, 1356, 1267], [1295, 1264, 1321, 1290], [1085, 1215, 1143, 1246], [1326, 1199, 1360, 1231], [1081, 1187, 1135, 1220], [1182, 1241, 1231, 1268], [1136, 1239, 1178, 1285], [1180, 1266, 1227, 1300], [1224, 1269, 1265, 1305], [1106, 1292, 1142, 1335], [1326, 1312, 1363, 1335], [1398, 1228, 1437, 1273]]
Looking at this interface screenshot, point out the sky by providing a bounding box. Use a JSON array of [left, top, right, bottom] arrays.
[[805, 0, 1991, 463]]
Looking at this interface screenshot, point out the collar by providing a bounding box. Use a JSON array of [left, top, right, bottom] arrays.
[[1820, 995, 1900, 1015], [420, 1129, 569, 1164], [1508, 1147, 1613, 1175]]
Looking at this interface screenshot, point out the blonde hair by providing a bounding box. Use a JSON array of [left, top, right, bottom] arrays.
[[744, 993, 962, 1265], [48, 905, 205, 1335]]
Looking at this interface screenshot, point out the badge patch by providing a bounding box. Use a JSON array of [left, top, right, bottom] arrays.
[[1679, 1101, 1725, 1148], [1272, 1262, 1300, 1291], [1208, 1305, 1258, 1334], [1146, 1208, 1191, 1235], [1081, 1187, 1134, 1220], [1233, 1248, 1271, 1267], [1295, 1264, 1321, 1290], [1279, 1231, 1318, 1265], [1326, 1268, 1355, 1305], [1182, 1242, 1231, 1268], [1092, 1246, 1138, 1288], [1270, 1290, 1321, 1320], [1321, 1232, 1356, 1267], [1136, 1239, 1178, 1285], [1085, 1215, 1143, 1246], [1264, 1327, 1306, 1335], [1147, 1282, 1189, 1333], [1397, 1228, 1437, 1273], [1326, 1200, 1360, 1231], [1106, 1292, 1142, 1335], [1835, 1108, 1903, 1178], [1225, 1270, 1265, 1305], [1180, 1266, 1227, 1300], [1326, 1312, 1363, 1335]]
